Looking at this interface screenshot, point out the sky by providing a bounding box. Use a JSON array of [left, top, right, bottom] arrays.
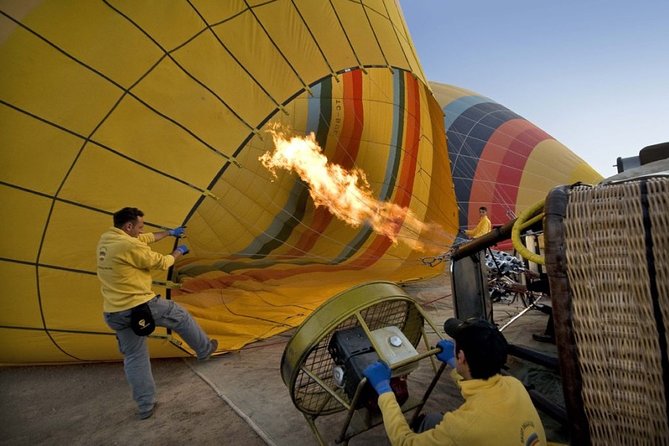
[[399, 0, 669, 177]]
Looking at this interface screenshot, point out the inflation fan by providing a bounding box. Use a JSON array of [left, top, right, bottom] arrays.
[[280, 281, 446, 444]]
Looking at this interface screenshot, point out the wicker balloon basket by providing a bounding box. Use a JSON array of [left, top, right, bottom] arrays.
[[545, 176, 669, 445]]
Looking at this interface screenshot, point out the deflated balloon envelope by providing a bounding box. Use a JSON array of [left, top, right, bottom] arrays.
[[0, 2, 603, 364], [0, 1, 457, 363]]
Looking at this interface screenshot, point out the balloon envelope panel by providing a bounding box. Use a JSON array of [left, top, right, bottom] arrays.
[[430, 82, 602, 230], [0, 1, 456, 363]]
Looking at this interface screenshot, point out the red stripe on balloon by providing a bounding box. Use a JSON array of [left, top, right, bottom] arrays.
[[468, 119, 551, 226], [285, 70, 364, 257]]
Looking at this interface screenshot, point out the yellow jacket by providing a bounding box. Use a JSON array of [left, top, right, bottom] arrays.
[[378, 370, 546, 446], [96, 228, 174, 312], [465, 215, 492, 238]]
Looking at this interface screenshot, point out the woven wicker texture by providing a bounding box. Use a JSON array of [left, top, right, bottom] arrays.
[[564, 178, 669, 444]]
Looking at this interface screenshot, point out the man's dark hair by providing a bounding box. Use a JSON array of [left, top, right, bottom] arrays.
[[444, 318, 507, 379], [479, 206, 487, 212], [113, 207, 144, 228]]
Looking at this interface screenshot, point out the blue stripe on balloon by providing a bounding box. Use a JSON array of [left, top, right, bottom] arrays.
[[306, 82, 321, 134], [443, 95, 490, 130], [447, 101, 520, 226]]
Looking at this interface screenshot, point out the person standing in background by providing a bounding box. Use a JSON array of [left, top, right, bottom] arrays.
[[465, 206, 492, 239]]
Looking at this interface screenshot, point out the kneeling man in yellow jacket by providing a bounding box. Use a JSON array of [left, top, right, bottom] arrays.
[[364, 317, 546, 445]]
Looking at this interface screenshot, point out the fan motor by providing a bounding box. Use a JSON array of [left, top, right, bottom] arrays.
[[328, 326, 411, 410]]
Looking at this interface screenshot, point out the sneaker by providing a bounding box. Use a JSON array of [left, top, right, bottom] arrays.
[[139, 403, 157, 420], [199, 339, 218, 361]]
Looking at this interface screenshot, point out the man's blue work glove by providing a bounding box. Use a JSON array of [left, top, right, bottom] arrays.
[[436, 339, 457, 368], [175, 245, 190, 255], [168, 226, 186, 237], [363, 360, 392, 395]]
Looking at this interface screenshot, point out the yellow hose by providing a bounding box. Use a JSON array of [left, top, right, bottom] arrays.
[[511, 200, 546, 265]]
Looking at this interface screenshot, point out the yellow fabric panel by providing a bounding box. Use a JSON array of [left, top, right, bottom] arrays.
[[0, 329, 74, 364], [0, 329, 192, 364], [383, 0, 424, 79], [252, 2, 330, 85], [0, 17, 122, 136], [188, 0, 247, 25], [0, 0, 40, 32], [364, 0, 408, 68], [424, 90, 459, 231], [93, 96, 228, 191], [292, 0, 359, 71], [39, 269, 106, 332], [106, 0, 206, 52], [14, 1, 163, 88], [517, 139, 602, 212], [58, 144, 201, 228], [567, 162, 602, 186], [184, 197, 253, 258], [275, 90, 310, 133], [213, 11, 304, 103], [0, 107, 83, 195], [0, 185, 51, 263], [175, 269, 419, 351], [0, 262, 41, 328], [48, 332, 122, 362], [355, 72, 394, 179], [356, 141, 395, 188], [300, 221, 362, 259], [430, 81, 480, 103], [39, 203, 107, 272], [131, 58, 250, 157], [409, 84, 437, 221], [46, 332, 190, 362], [332, 0, 385, 67], [171, 31, 277, 126]]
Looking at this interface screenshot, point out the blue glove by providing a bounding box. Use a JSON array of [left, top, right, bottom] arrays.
[[363, 361, 392, 395], [175, 245, 189, 255], [436, 339, 457, 368], [168, 226, 186, 237]]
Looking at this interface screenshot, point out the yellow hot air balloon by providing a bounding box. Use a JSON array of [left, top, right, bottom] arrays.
[[0, 1, 457, 363]]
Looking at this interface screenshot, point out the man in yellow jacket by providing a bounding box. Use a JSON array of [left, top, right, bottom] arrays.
[[465, 206, 492, 239], [97, 207, 217, 420], [364, 317, 546, 445]]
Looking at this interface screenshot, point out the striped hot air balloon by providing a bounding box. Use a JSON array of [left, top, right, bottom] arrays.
[[431, 82, 602, 232]]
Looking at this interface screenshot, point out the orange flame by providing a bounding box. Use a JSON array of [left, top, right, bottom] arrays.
[[260, 128, 450, 253]]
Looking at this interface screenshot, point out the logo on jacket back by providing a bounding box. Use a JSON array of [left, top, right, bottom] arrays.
[[520, 421, 541, 446], [98, 247, 107, 263]]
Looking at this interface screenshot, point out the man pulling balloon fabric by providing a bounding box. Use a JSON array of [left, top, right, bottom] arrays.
[[363, 318, 546, 445], [97, 207, 218, 420]]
